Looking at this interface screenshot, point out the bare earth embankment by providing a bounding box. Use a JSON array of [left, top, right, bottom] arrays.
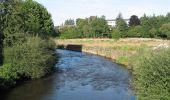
[[55, 38, 170, 68]]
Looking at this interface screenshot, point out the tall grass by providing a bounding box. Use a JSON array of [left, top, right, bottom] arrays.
[[130, 48, 170, 100], [0, 36, 56, 89]]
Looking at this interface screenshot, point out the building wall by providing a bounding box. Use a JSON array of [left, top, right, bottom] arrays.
[[107, 19, 129, 27]]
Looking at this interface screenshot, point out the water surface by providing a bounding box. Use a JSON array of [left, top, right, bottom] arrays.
[[2, 49, 135, 100]]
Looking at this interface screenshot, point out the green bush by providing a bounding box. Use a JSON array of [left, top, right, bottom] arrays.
[[0, 0, 57, 90], [3, 36, 56, 79], [160, 23, 170, 39], [127, 26, 143, 37], [149, 28, 158, 38], [59, 26, 82, 39], [111, 29, 121, 40], [131, 48, 170, 100], [0, 64, 18, 89]]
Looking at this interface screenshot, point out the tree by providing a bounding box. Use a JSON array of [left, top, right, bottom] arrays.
[[76, 18, 88, 37], [115, 13, 128, 37], [76, 16, 110, 38], [129, 15, 140, 27], [2, 0, 54, 46], [64, 19, 75, 26], [0, 0, 6, 65], [22, 0, 54, 38], [59, 26, 81, 39], [149, 28, 158, 38], [89, 16, 110, 38], [127, 25, 143, 37], [159, 23, 170, 39], [0, 0, 57, 90], [112, 28, 121, 40], [0, 32, 3, 65]]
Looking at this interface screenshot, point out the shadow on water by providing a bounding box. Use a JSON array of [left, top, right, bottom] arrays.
[[58, 44, 83, 52], [1, 49, 136, 100]]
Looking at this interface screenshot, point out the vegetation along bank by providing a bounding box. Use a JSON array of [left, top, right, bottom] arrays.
[[0, 0, 57, 90]]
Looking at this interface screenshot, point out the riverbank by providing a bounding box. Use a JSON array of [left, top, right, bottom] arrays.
[[55, 38, 170, 68]]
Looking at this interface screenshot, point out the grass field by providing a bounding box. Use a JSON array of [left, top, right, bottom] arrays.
[[55, 38, 170, 67]]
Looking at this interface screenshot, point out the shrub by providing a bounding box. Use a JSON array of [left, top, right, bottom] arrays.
[[149, 28, 158, 38], [59, 26, 82, 39], [0, 64, 18, 89], [111, 29, 121, 40], [131, 48, 170, 100], [160, 23, 170, 39], [3, 36, 56, 79], [127, 26, 143, 37]]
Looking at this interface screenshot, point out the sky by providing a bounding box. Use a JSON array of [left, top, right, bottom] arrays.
[[35, 0, 170, 26]]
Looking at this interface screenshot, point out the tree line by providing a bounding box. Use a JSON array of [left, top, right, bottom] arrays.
[[57, 13, 170, 39], [0, 0, 56, 89]]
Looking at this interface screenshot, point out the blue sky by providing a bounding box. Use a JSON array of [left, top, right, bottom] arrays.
[[35, 0, 170, 26]]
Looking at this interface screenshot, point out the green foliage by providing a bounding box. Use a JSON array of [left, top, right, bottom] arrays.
[[2, 0, 54, 46], [59, 26, 82, 39], [0, 1, 4, 65], [159, 23, 170, 39], [131, 48, 170, 100], [129, 15, 140, 27], [56, 13, 170, 39], [0, 64, 18, 80], [0, 32, 3, 65], [64, 19, 75, 25], [21, 0, 54, 38], [149, 28, 158, 38], [4, 36, 56, 79], [0, 0, 56, 89], [0, 37, 2, 65], [111, 28, 121, 40], [115, 13, 128, 37], [89, 16, 111, 38], [127, 26, 143, 37], [116, 56, 129, 64], [0, 64, 18, 89], [140, 14, 167, 38], [58, 16, 111, 39]]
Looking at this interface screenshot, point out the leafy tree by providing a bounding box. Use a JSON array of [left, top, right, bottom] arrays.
[[2, 0, 54, 46], [89, 16, 110, 38], [149, 28, 158, 38], [129, 15, 140, 27], [76, 18, 88, 36], [0, 32, 3, 65], [82, 25, 93, 37], [115, 13, 128, 37], [112, 28, 121, 40], [0, 0, 56, 89], [0, 0, 7, 65], [160, 23, 170, 39], [59, 26, 81, 39], [2, 0, 24, 46], [127, 25, 143, 37], [22, 0, 54, 38], [64, 19, 75, 25], [140, 14, 167, 38], [75, 16, 110, 38]]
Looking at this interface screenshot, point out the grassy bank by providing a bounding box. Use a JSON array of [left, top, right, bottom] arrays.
[[55, 38, 170, 67]]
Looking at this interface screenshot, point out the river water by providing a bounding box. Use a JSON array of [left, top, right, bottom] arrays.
[[2, 49, 135, 100]]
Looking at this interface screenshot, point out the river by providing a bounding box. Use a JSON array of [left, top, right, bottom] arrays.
[[2, 49, 135, 100]]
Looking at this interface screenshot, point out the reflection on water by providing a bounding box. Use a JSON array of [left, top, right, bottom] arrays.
[[2, 49, 135, 100]]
